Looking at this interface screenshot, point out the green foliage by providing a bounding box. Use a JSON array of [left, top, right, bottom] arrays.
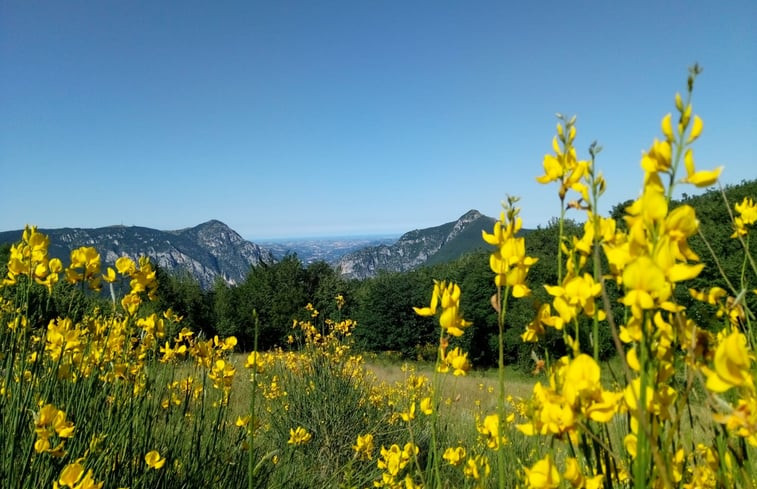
[[210, 255, 354, 349], [152, 267, 215, 338], [353, 270, 435, 356], [681, 180, 757, 328], [262, 353, 386, 488]]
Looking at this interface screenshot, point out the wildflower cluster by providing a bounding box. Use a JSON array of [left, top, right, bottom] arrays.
[[413, 280, 472, 374], [511, 66, 757, 488], [483, 197, 539, 298], [2, 226, 61, 291], [33, 403, 75, 457], [0, 228, 246, 488], [54, 461, 103, 489], [374, 442, 420, 488]]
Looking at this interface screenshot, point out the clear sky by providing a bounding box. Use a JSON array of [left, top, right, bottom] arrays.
[[1, 1, 755, 240]]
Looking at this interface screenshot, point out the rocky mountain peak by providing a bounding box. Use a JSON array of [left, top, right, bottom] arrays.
[[336, 210, 495, 279], [0, 221, 275, 289], [458, 209, 482, 222]]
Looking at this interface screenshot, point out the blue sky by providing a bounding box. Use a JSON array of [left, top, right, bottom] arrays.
[[1, 1, 755, 240]]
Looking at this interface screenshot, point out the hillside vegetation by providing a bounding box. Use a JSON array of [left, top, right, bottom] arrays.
[[6, 179, 751, 369]]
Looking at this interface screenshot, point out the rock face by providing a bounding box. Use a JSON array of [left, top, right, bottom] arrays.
[[336, 210, 495, 279], [0, 220, 275, 289]]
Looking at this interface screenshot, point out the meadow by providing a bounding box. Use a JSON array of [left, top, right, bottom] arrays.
[[2, 67, 756, 488]]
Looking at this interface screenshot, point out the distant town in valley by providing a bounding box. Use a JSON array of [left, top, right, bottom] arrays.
[[255, 235, 399, 265]]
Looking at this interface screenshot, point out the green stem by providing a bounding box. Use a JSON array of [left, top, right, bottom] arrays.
[[590, 156, 601, 361], [426, 325, 445, 488], [665, 89, 693, 204], [496, 285, 510, 489], [248, 310, 259, 489], [557, 204, 565, 284]]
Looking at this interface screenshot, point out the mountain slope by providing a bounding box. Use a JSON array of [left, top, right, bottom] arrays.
[[0, 220, 274, 288], [336, 210, 496, 279]]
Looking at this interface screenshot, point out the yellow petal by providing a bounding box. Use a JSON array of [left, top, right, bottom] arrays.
[[685, 166, 723, 188], [661, 113, 674, 141], [59, 463, 84, 486], [684, 149, 695, 177], [704, 366, 733, 393], [688, 115, 703, 143], [544, 285, 565, 297], [103, 267, 117, 283], [674, 92, 683, 112], [412, 307, 435, 317]]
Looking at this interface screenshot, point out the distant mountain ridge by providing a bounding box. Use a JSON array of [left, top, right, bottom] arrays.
[[0, 220, 274, 289], [336, 210, 496, 279]]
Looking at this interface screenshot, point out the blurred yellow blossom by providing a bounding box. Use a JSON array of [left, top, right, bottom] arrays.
[[145, 450, 166, 469]]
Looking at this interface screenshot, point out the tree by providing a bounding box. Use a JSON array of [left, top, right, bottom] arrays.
[[153, 267, 215, 338]]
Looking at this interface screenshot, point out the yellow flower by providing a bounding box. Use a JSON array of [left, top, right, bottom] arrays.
[[58, 462, 84, 487], [413, 281, 440, 317], [585, 389, 623, 423], [640, 138, 672, 174], [463, 454, 491, 481], [400, 401, 416, 422], [54, 462, 104, 489], [413, 280, 472, 337], [377, 444, 414, 477], [68, 246, 102, 290], [535, 119, 590, 202], [115, 256, 136, 275], [624, 432, 638, 458], [287, 426, 312, 445], [735, 197, 757, 225], [517, 382, 575, 436], [34, 403, 75, 456], [563, 457, 583, 488], [120, 293, 141, 316], [484, 203, 538, 295], [245, 351, 267, 373], [621, 256, 670, 318], [732, 197, 757, 237], [419, 397, 433, 415], [545, 274, 604, 325], [353, 433, 374, 460], [477, 413, 504, 449], [704, 331, 753, 392], [682, 148, 722, 187], [439, 347, 471, 376], [442, 446, 466, 466], [524, 455, 560, 489], [102, 267, 117, 283], [536, 152, 564, 184], [562, 354, 600, 405], [145, 450, 166, 469]]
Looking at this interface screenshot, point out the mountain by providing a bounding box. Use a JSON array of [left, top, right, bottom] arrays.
[[0, 220, 275, 289], [336, 210, 496, 279]]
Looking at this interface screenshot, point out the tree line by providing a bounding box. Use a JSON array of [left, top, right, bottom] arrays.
[[2, 179, 754, 369]]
